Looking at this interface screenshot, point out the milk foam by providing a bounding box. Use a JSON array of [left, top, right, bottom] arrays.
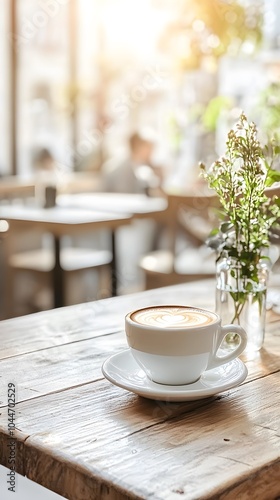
[[131, 306, 216, 328]]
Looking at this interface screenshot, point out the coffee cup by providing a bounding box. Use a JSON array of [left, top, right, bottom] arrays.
[[125, 305, 247, 385]]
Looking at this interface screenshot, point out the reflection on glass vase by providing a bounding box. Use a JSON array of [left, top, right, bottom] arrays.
[[216, 256, 268, 352]]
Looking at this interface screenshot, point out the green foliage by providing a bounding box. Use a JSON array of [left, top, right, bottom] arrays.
[[189, 0, 263, 58], [161, 0, 263, 71], [257, 82, 280, 141], [200, 113, 280, 323], [202, 96, 233, 132]]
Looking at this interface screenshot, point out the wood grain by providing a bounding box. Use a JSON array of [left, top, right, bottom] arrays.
[[0, 281, 214, 358], [1, 374, 280, 499], [0, 280, 280, 499]]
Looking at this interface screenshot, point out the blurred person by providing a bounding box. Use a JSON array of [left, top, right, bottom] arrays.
[[101, 131, 162, 195], [33, 147, 55, 172], [100, 132, 166, 293]]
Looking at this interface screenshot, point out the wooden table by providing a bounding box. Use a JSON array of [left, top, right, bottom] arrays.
[[58, 192, 168, 220], [0, 177, 35, 200], [0, 280, 280, 499], [0, 205, 131, 305], [58, 193, 169, 294]]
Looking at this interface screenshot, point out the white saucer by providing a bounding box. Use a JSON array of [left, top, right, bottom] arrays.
[[102, 350, 248, 402]]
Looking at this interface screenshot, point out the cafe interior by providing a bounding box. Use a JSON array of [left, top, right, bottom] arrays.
[[1, 1, 280, 499], [2, 0, 280, 319]]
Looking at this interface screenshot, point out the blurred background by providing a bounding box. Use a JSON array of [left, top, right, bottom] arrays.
[[1, 0, 280, 318]]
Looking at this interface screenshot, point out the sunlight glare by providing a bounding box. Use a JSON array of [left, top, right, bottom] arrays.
[[100, 0, 165, 59]]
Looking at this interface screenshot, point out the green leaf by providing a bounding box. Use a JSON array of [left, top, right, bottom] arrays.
[[260, 255, 271, 262], [220, 222, 233, 233], [265, 169, 280, 187], [246, 282, 253, 292], [272, 197, 280, 207], [208, 227, 220, 237]]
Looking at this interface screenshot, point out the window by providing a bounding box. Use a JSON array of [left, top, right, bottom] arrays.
[[1, 0, 280, 182], [0, 2, 10, 175], [16, 0, 71, 175]]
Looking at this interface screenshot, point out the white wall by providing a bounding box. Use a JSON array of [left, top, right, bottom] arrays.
[[0, 465, 64, 500]]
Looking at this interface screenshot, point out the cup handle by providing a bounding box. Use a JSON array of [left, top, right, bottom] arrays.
[[207, 324, 247, 370]]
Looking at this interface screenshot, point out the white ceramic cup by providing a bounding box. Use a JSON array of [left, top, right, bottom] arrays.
[[125, 305, 247, 385]]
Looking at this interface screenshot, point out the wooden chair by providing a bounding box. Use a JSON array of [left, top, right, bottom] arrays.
[[139, 191, 220, 289], [140, 186, 280, 290], [4, 236, 112, 317]]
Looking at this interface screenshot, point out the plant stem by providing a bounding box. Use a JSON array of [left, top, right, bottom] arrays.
[[231, 296, 246, 324]]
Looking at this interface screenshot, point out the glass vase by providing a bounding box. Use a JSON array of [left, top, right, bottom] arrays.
[[216, 256, 268, 352]]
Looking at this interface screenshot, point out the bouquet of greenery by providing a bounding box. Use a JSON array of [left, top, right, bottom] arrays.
[[200, 112, 280, 325]]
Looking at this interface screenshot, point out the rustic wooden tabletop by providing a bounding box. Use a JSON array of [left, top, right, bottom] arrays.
[[0, 280, 280, 500]]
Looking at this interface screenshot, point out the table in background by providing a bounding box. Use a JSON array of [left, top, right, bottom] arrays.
[[58, 192, 168, 220], [0, 280, 280, 499], [0, 172, 102, 199], [0, 178, 35, 200], [0, 205, 131, 306], [58, 193, 169, 292]]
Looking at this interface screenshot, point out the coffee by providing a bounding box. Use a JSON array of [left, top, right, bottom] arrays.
[[130, 306, 216, 329], [126, 304, 247, 385]]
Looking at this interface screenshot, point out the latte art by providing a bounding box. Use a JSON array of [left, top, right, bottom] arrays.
[[131, 306, 216, 328]]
